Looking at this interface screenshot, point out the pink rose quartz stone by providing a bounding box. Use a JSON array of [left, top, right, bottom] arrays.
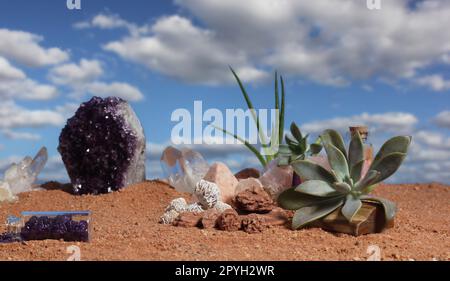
[[203, 162, 238, 204], [260, 160, 293, 199]]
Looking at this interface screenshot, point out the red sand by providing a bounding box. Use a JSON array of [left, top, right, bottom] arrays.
[[0, 180, 449, 261]]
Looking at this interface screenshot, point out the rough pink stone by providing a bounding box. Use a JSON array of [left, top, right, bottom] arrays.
[[235, 177, 264, 195], [260, 160, 293, 199], [203, 162, 238, 204]]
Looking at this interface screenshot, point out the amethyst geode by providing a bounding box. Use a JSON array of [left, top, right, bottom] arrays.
[[58, 97, 146, 195]]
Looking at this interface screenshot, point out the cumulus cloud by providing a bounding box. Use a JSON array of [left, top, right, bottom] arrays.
[[0, 29, 69, 67], [49, 59, 103, 85], [416, 74, 450, 91], [434, 111, 450, 128], [0, 56, 58, 101], [301, 112, 418, 135], [2, 129, 41, 141], [49, 59, 144, 101], [72, 1, 450, 86], [0, 101, 65, 129], [103, 15, 268, 85], [0, 56, 25, 81]]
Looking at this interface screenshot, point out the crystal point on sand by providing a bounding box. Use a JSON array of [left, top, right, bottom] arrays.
[[160, 146, 209, 193], [58, 97, 146, 195], [0, 147, 48, 201], [260, 159, 293, 199]]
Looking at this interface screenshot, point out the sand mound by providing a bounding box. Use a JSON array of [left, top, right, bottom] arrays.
[[0, 180, 448, 261]]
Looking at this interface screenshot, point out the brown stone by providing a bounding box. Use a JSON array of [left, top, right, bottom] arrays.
[[233, 186, 274, 213], [201, 209, 220, 229], [203, 162, 238, 204], [235, 177, 263, 195], [217, 209, 241, 231], [241, 214, 266, 234], [173, 212, 203, 228], [234, 168, 260, 180], [258, 207, 289, 226]]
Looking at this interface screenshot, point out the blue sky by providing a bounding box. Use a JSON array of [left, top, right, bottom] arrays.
[[0, 0, 449, 184]]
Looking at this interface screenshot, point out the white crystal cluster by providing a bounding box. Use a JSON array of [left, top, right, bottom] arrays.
[[160, 146, 209, 194], [159, 179, 232, 225], [0, 147, 48, 203]]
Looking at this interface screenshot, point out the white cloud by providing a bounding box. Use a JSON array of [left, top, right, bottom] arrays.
[[0, 28, 69, 67], [416, 74, 450, 91], [434, 110, 450, 128], [49, 59, 144, 101], [302, 112, 418, 135], [103, 15, 268, 84], [85, 81, 144, 101], [80, 1, 450, 86], [0, 101, 65, 129], [0, 56, 25, 81], [0, 78, 58, 100], [0, 56, 58, 100], [1, 129, 41, 141], [49, 59, 103, 85]]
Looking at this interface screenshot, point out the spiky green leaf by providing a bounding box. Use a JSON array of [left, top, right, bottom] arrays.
[[295, 180, 339, 197], [350, 160, 364, 182], [309, 143, 323, 155], [370, 152, 407, 184], [279, 75, 285, 144], [349, 131, 364, 169], [354, 170, 381, 192], [292, 199, 344, 229], [290, 122, 303, 142], [341, 195, 362, 222], [320, 129, 347, 159], [333, 182, 352, 194], [324, 143, 350, 182], [291, 160, 337, 184], [277, 188, 339, 210], [371, 136, 411, 168], [361, 195, 397, 224]]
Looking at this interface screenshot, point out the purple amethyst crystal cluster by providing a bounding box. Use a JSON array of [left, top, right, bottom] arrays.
[[20, 215, 89, 242], [58, 97, 146, 195]]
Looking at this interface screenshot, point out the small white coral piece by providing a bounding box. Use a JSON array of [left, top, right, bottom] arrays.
[[165, 197, 187, 213], [159, 209, 179, 224], [214, 201, 232, 213], [186, 202, 204, 213], [194, 179, 220, 209]]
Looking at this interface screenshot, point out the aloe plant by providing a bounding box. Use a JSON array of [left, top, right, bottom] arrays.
[[278, 122, 323, 166], [212, 67, 286, 167], [278, 129, 411, 230]]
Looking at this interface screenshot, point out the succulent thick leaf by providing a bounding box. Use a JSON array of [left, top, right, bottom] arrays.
[[333, 182, 352, 194], [371, 136, 411, 168], [324, 143, 350, 182], [320, 129, 347, 159], [348, 131, 364, 169], [277, 188, 341, 210], [350, 160, 364, 182], [354, 170, 381, 192], [291, 160, 337, 184], [341, 195, 362, 222], [309, 143, 323, 155], [361, 195, 397, 224], [370, 152, 406, 184], [292, 199, 344, 229], [295, 180, 339, 197], [290, 122, 303, 142]]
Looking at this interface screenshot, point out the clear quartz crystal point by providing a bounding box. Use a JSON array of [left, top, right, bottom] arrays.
[[160, 146, 209, 193], [3, 147, 48, 195]]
